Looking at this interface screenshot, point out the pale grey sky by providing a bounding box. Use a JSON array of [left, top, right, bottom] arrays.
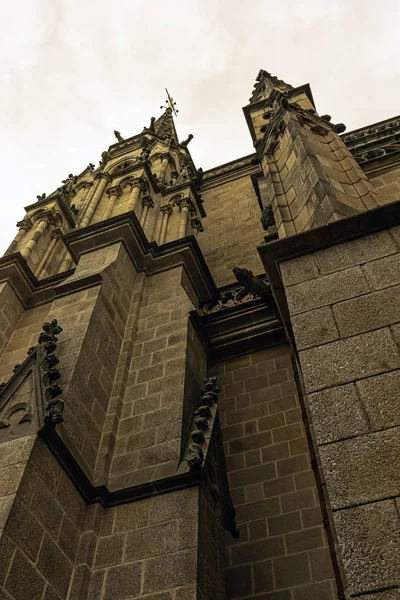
[[1, 0, 399, 254]]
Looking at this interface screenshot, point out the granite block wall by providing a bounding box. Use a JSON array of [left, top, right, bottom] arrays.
[[281, 226, 400, 597], [209, 344, 337, 600]]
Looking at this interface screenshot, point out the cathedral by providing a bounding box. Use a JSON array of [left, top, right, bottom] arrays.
[[0, 70, 399, 600]]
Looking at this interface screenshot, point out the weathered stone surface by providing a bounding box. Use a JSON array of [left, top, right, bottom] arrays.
[[286, 266, 370, 315], [320, 429, 400, 508], [143, 549, 197, 594], [362, 253, 400, 290], [333, 285, 400, 337], [291, 306, 339, 350], [5, 549, 45, 600], [37, 534, 73, 599], [103, 561, 143, 600], [308, 383, 369, 444], [314, 230, 397, 274], [299, 328, 400, 392], [334, 500, 400, 595], [6, 496, 44, 561], [357, 370, 400, 430], [280, 254, 319, 286]]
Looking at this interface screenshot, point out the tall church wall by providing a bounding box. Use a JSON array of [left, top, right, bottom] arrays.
[[209, 345, 338, 600], [198, 174, 265, 287], [279, 226, 400, 597], [369, 164, 400, 206]]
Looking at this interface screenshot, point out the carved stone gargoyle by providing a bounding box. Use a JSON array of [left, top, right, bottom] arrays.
[[233, 267, 276, 308]]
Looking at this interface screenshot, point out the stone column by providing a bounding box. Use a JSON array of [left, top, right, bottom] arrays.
[[126, 180, 143, 212], [20, 212, 54, 261], [59, 252, 74, 273], [36, 227, 62, 278], [75, 181, 93, 211], [257, 92, 380, 238], [139, 196, 154, 230], [157, 153, 171, 185], [178, 199, 192, 239], [5, 218, 32, 255], [158, 205, 172, 245], [103, 185, 122, 221], [80, 173, 111, 228]]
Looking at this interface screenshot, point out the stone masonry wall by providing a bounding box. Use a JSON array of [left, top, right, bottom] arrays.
[[369, 164, 400, 206], [209, 345, 338, 600], [281, 226, 400, 597], [1, 435, 224, 600], [199, 175, 265, 287]]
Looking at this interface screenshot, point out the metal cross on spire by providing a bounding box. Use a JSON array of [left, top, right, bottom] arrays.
[[160, 88, 179, 117]]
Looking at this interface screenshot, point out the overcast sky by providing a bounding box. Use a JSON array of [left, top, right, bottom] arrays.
[[1, 0, 399, 254]]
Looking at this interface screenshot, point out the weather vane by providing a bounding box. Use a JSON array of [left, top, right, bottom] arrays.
[[160, 88, 179, 117]]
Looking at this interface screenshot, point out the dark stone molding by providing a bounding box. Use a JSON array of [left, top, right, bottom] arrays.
[[0, 253, 75, 309], [0, 212, 218, 308], [25, 189, 77, 229], [40, 424, 202, 507], [63, 210, 218, 304], [258, 199, 400, 348], [191, 298, 286, 365]]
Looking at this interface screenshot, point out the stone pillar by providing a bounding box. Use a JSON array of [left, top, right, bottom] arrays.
[[20, 212, 54, 261], [126, 180, 142, 212], [75, 181, 93, 211], [103, 185, 122, 221], [157, 153, 171, 185], [36, 227, 62, 278], [259, 220, 400, 598], [139, 196, 154, 229], [178, 199, 191, 239], [80, 173, 110, 228], [257, 92, 380, 238], [158, 205, 172, 245], [5, 218, 32, 255], [59, 251, 74, 273]]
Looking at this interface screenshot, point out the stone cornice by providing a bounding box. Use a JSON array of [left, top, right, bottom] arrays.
[[24, 190, 76, 229], [0, 253, 75, 308], [257, 198, 400, 350], [63, 210, 218, 304], [202, 154, 261, 189]]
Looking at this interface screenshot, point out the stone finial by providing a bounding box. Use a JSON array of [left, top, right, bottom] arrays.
[[114, 130, 124, 142], [88, 163, 95, 171], [181, 134, 194, 147], [36, 193, 46, 201]]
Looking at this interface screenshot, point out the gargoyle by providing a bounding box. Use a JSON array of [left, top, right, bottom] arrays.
[[233, 267, 275, 307]]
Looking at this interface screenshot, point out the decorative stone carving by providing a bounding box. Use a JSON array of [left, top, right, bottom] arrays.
[[187, 377, 221, 471], [38, 319, 64, 426], [233, 267, 276, 307], [99, 151, 110, 169], [36, 193, 46, 201], [181, 134, 194, 147], [114, 130, 124, 142], [260, 204, 275, 230], [191, 217, 204, 232]]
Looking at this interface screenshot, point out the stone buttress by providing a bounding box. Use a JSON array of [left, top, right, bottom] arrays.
[[1, 72, 400, 600]]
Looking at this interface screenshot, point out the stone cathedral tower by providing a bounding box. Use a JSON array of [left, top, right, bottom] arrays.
[[0, 71, 399, 600]]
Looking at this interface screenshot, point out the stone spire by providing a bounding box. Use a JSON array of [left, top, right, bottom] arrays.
[[153, 107, 179, 142], [248, 69, 293, 104]]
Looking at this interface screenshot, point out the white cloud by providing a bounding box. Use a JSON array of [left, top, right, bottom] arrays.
[[0, 0, 399, 253]]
